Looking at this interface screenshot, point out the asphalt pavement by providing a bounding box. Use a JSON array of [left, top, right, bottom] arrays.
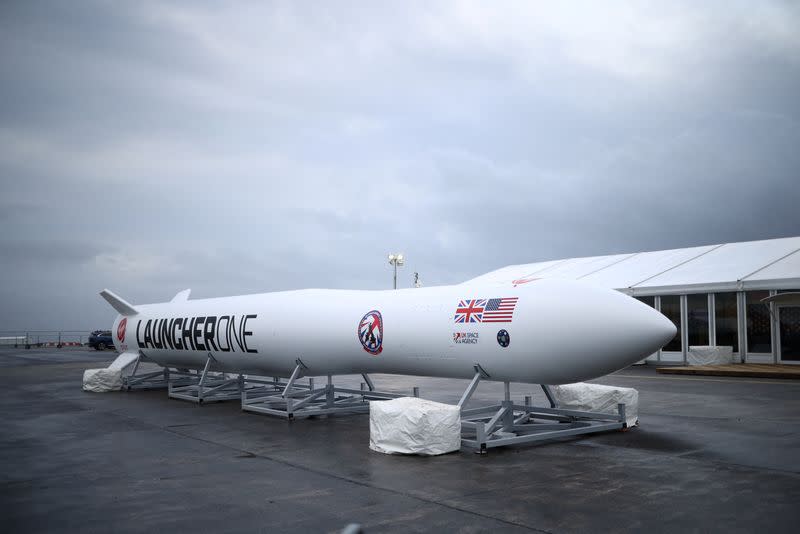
[[1, 347, 799, 533]]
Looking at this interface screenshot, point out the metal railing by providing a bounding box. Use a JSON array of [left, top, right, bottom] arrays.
[[0, 330, 95, 348]]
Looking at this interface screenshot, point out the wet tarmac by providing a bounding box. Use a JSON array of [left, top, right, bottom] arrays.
[[1, 347, 799, 533]]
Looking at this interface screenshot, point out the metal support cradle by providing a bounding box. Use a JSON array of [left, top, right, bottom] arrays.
[[459, 370, 627, 453], [123, 355, 419, 415], [122, 356, 623, 450], [123, 350, 171, 391], [167, 353, 244, 404], [241, 363, 416, 419]]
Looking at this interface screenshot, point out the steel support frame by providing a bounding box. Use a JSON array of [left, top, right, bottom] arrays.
[[167, 353, 244, 404], [459, 374, 627, 453], [123, 351, 172, 391], [121, 355, 417, 415], [241, 365, 417, 419]]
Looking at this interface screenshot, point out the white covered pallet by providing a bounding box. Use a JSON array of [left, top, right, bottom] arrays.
[[369, 397, 461, 455], [82, 368, 123, 392], [688, 346, 734, 366], [551, 383, 638, 428]]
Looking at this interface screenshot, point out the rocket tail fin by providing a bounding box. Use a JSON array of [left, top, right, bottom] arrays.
[[171, 288, 191, 302], [100, 289, 139, 316], [108, 351, 139, 371]]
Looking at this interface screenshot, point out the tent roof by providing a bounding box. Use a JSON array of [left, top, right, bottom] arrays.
[[467, 237, 800, 295]]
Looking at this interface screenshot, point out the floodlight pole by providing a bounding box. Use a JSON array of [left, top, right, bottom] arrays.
[[388, 253, 404, 290]]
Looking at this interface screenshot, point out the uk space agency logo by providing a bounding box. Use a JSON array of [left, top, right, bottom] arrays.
[[453, 332, 479, 344], [358, 310, 383, 355]]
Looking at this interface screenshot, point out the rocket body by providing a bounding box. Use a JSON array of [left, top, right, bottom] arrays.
[[108, 278, 675, 385]]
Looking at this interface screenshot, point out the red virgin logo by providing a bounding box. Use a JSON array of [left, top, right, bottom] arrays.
[[117, 318, 127, 342]]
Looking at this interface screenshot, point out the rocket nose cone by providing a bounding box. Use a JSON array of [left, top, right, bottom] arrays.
[[653, 310, 678, 348], [513, 279, 683, 384], [649, 305, 678, 347], [570, 287, 679, 375]]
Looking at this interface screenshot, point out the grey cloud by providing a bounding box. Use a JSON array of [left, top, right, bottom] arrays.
[[0, 239, 103, 266], [0, 1, 799, 330]]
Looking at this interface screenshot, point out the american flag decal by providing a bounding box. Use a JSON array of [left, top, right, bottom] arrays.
[[481, 297, 519, 323], [454, 297, 518, 323]]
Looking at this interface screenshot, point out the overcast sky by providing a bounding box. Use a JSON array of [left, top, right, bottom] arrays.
[[1, 1, 799, 331]]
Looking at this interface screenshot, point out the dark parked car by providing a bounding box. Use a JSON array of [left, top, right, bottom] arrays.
[[88, 330, 113, 350]]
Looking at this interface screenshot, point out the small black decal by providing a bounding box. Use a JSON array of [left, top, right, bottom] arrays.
[[497, 329, 510, 348]]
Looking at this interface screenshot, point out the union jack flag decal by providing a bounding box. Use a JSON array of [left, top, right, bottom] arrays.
[[454, 299, 486, 323]]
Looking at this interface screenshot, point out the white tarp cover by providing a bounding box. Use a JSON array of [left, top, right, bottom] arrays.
[[82, 368, 123, 392], [688, 346, 734, 366], [369, 397, 461, 455], [551, 383, 639, 427]]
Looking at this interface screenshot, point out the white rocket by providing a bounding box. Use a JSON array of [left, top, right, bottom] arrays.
[[101, 277, 675, 385]]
